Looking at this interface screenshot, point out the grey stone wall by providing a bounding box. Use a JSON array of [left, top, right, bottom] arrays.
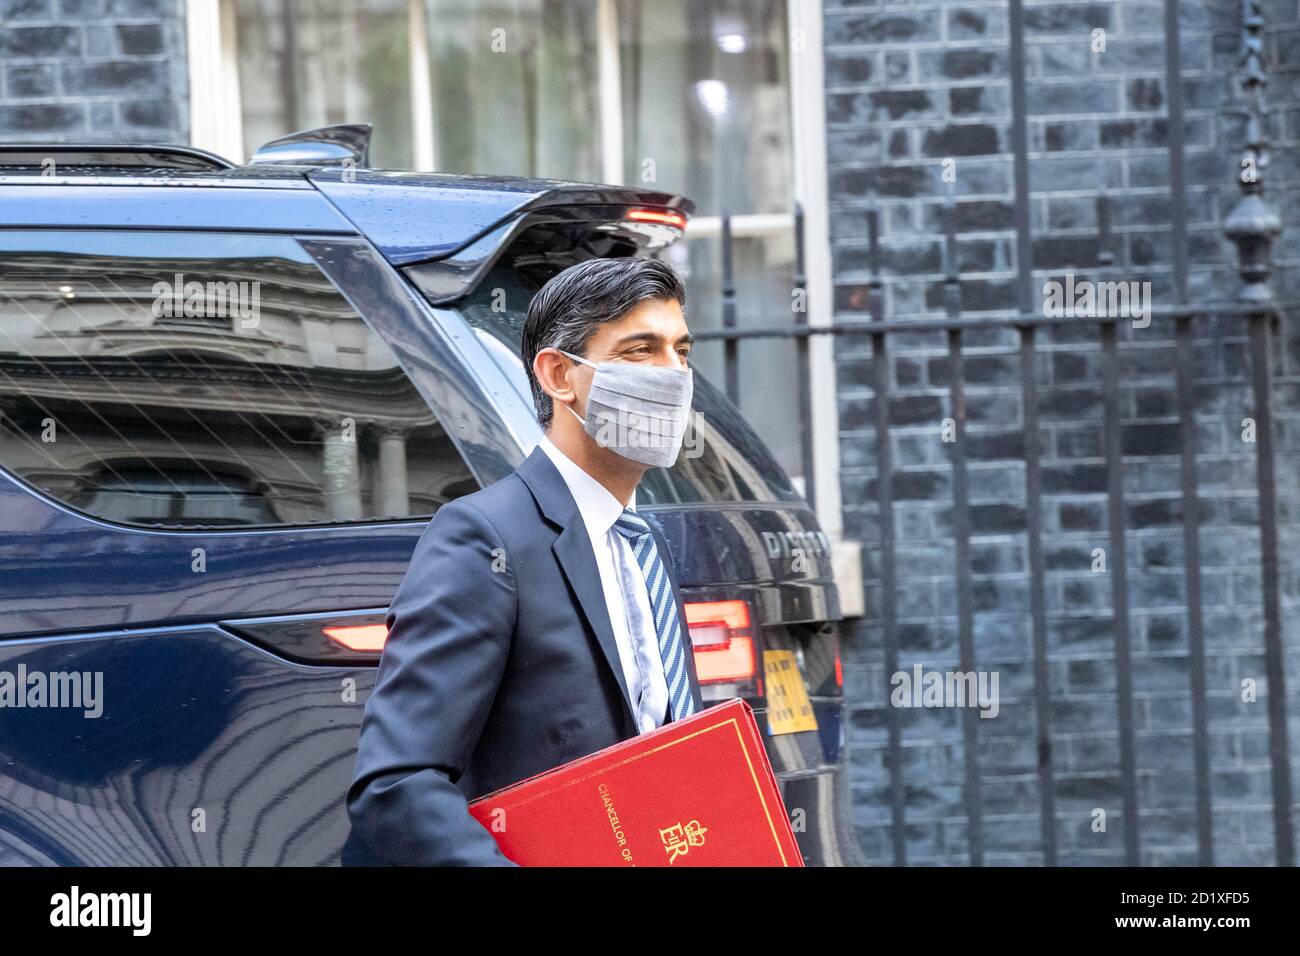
[[0, 0, 188, 143], [826, 0, 1300, 864]]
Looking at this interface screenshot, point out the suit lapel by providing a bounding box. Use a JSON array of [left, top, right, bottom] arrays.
[[517, 448, 638, 732], [552, 523, 638, 730]]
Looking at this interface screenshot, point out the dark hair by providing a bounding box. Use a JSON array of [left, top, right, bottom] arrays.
[[521, 257, 686, 428]]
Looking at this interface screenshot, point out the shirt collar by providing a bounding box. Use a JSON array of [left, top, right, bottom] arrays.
[[537, 435, 637, 537]]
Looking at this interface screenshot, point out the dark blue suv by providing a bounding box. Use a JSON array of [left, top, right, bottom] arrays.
[[0, 129, 861, 866]]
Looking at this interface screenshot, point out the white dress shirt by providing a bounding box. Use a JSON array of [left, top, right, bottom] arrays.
[[538, 435, 670, 734]]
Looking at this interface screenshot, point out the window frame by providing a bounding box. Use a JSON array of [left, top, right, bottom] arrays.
[[187, 0, 842, 535]]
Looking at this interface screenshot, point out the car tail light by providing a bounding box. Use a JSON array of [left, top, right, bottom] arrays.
[[626, 207, 687, 230], [684, 599, 757, 684], [323, 624, 388, 652], [224, 611, 389, 664]]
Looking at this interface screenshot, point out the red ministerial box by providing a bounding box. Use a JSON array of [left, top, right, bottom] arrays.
[[467, 698, 803, 867]]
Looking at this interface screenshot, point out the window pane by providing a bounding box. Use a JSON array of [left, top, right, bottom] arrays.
[[619, 0, 792, 216], [424, 0, 601, 180], [0, 232, 475, 528], [233, 0, 413, 168]]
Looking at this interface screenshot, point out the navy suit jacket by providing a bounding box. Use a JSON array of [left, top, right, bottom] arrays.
[[343, 445, 704, 865]]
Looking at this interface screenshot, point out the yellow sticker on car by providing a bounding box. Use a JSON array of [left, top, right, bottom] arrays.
[[763, 650, 819, 735]]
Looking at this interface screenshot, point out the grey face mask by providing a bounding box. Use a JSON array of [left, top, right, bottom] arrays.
[[555, 349, 693, 468]]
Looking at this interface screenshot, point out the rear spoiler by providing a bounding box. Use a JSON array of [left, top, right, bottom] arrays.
[[306, 167, 693, 268], [401, 202, 693, 305]]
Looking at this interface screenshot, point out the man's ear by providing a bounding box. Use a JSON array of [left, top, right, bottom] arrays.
[[533, 348, 578, 407]]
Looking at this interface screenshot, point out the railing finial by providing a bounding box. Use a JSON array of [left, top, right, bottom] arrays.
[[1224, 0, 1282, 303]]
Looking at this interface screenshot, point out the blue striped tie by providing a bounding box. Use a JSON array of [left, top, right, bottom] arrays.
[[612, 509, 696, 722]]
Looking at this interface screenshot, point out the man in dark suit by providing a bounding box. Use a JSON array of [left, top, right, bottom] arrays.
[[345, 256, 704, 865]]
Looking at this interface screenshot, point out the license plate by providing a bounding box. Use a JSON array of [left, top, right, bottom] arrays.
[[763, 650, 819, 735]]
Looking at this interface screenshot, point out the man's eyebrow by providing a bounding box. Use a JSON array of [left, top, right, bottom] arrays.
[[612, 331, 658, 345], [609, 330, 694, 348]]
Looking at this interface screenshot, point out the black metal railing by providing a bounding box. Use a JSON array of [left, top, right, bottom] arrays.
[[689, 0, 1294, 867]]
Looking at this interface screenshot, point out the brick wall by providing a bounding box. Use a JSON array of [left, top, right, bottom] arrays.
[[0, 0, 188, 143], [825, 0, 1300, 864]]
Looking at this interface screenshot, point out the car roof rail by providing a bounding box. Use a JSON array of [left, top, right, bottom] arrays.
[[0, 143, 236, 171], [248, 123, 372, 167]]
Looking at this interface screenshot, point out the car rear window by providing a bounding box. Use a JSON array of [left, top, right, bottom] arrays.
[[452, 258, 800, 505], [0, 231, 477, 529]]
